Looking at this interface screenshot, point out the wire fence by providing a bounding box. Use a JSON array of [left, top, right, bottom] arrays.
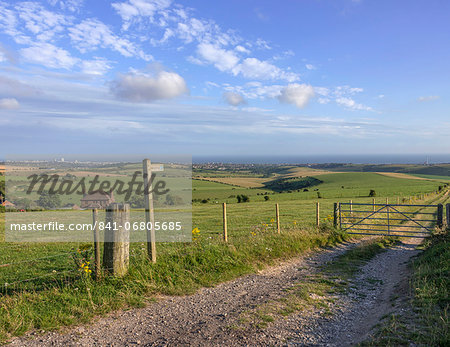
[[1, 190, 448, 296]]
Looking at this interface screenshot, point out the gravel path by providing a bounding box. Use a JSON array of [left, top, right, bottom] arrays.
[[7, 237, 422, 347], [284, 236, 422, 346]]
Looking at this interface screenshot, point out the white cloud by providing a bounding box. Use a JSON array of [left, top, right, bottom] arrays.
[[273, 50, 294, 61], [196, 43, 239, 72], [418, 95, 439, 102], [21, 43, 78, 69], [314, 87, 330, 97], [112, 0, 172, 30], [111, 70, 188, 102], [48, 0, 86, 13], [336, 97, 373, 111], [0, 3, 31, 44], [0, 97, 20, 109], [255, 38, 271, 50], [334, 85, 363, 97], [223, 91, 246, 106], [69, 19, 152, 60], [233, 58, 299, 82], [305, 64, 316, 70], [81, 58, 112, 75], [278, 83, 315, 108], [196, 45, 298, 82], [235, 45, 250, 54], [16, 2, 70, 42]]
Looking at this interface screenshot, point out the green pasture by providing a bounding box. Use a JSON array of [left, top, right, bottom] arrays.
[[0, 169, 448, 342]]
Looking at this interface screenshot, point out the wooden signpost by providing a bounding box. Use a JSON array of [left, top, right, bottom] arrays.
[[92, 208, 101, 280]]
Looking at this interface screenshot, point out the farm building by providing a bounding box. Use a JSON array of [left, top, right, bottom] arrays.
[[80, 191, 115, 209]]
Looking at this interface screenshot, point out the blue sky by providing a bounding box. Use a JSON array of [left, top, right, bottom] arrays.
[[0, 0, 449, 158]]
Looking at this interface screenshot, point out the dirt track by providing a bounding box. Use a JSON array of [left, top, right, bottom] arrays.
[[8, 235, 423, 347]]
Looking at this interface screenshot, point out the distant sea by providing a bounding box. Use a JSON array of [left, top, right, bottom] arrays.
[[193, 154, 450, 165], [2, 154, 449, 165]]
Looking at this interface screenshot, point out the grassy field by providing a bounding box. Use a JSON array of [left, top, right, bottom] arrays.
[[309, 163, 450, 177], [0, 167, 448, 342]]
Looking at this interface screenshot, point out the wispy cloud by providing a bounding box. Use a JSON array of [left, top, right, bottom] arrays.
[[418, 95, 439, 102], [0, 76, 41, 97], [336, 97, 373, 111], [48, 0, 86, 13], [16, 1, 70, 42], [21, 42, 78, 69], [112, 0, 172, 30], [68, 18, 152, 60]]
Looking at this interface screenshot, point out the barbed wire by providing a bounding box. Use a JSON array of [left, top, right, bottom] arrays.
[[0, 249, 86, 268], [0, 269, 80, 290]]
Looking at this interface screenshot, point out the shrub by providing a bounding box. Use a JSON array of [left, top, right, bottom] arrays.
[[237, 194, 250, 203], [36, 191, 62, 209], [369, 189, 376, 197]]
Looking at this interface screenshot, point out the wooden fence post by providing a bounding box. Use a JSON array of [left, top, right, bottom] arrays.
[[333, 203, 338, 228], [372, 198, 375, 212], [446, 204, 450, 229], [103, 203, 130, 277], [276, 203, 280, 233], [92, 208, 101, 280], [386, 197, 389, 205], [437, 204, 443, 229], [222, 202, 228, 242], [143, 159, 156, 263], [397, 196, 400, 205], [349, 200, 352, 215], [316, 202, 320, 227]]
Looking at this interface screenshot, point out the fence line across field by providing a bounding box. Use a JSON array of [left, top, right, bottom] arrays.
[[0, 250, 83, 268], [1, 191, 449, 293]]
